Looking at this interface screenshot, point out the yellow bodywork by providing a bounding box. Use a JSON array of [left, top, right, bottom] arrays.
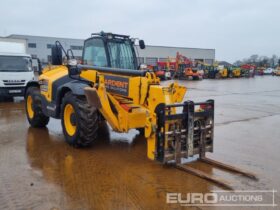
[[220, 68, 228, 78], [232, 68, 241, 77], [276, 68, 280, 76], [94, 72, 186, 160], [39, 65, 69, 101], [39, 65, 187, 161]]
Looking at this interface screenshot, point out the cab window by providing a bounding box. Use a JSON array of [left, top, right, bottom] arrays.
[[107, 40, 135, 69], [83, 39, 108, 67]]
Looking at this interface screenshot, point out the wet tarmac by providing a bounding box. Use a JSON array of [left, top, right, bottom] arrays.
[[0, 76, 279, 210]]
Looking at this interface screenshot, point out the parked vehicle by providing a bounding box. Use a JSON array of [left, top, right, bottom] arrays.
[[227, 67, 241, 78], [275, 70, 280, 76], [256, 67, 265, 75], [0, 38, 36, 100], [241, 64, 255, 77], [204, 65, 227, 79], [272, 67, 280, 76], [25, 32, 257, 189], [264, 68, 273, 75], [175, 52, 202, 80], [156, 61, 172, 80]]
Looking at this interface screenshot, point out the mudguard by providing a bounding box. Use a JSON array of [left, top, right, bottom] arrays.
[[24, 81, 40, 97], [50, 80, 91, 118], [60, 80, 90, 96]]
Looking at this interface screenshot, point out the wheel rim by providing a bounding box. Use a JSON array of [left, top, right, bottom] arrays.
[[27, 95, 34, 119], [64, 104, 77, 136]]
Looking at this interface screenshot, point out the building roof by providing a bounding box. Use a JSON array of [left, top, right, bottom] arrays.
[[218, 61, 232, 66], [7, 34, 84, 41], [139, 44, 215, 51], [7, 34, 215, 51]]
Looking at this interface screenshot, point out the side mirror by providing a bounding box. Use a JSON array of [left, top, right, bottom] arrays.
[[37, 58, 42, 75], [51, 45, 63, 65], [139, 40, 145, 49], [31, 56, 43, 75]]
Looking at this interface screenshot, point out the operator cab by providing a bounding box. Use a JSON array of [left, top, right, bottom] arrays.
[[82, 32, 145, 70], [82, 32, 145, 69]]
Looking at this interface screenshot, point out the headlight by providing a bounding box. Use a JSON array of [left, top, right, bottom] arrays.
[[39, 79, 49, 92]]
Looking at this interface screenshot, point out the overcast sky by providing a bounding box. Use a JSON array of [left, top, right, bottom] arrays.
[[1, 0, 279, 62]]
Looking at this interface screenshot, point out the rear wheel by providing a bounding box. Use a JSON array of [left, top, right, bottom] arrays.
[[25, 87, 50, 127], [203, 73, 208, 79], [61, 92, 98, 147], [215, 73, 221, 79]]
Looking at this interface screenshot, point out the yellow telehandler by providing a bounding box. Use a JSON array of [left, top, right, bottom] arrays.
[[25, 32, 257, 189]]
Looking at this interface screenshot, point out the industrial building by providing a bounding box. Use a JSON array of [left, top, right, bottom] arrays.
[[6, 34, 215, 65], [6, 34, 84, 64]]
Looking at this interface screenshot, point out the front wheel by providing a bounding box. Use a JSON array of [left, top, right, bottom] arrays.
[[61, 92, 98, 147], [25, 87, 50, 127]]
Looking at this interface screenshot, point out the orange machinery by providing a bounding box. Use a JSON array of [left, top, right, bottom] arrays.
[[175, 52, 202, 80]]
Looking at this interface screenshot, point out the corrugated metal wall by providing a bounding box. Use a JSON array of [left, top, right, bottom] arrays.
[[6, 35, 215, 65]]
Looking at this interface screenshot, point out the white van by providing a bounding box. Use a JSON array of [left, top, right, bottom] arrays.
[[0, 38, 35, 99], [0, 53, 34, 98]]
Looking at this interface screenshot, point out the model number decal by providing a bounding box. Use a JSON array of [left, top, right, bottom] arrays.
[[104, 75, 129, 96]]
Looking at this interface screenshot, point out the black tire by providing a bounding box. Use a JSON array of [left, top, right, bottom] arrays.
[[136, 128, 145, 136], [215, 73, 221, 79], [0, 96, 13, 102], [25, 87, 50, 127], [61, 92, 98, 147]]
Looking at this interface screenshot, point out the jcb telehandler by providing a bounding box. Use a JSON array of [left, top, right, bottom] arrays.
[[25, 32, 256, 189], [203, 64, 227, 79], [227, 66, 241, 78]]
